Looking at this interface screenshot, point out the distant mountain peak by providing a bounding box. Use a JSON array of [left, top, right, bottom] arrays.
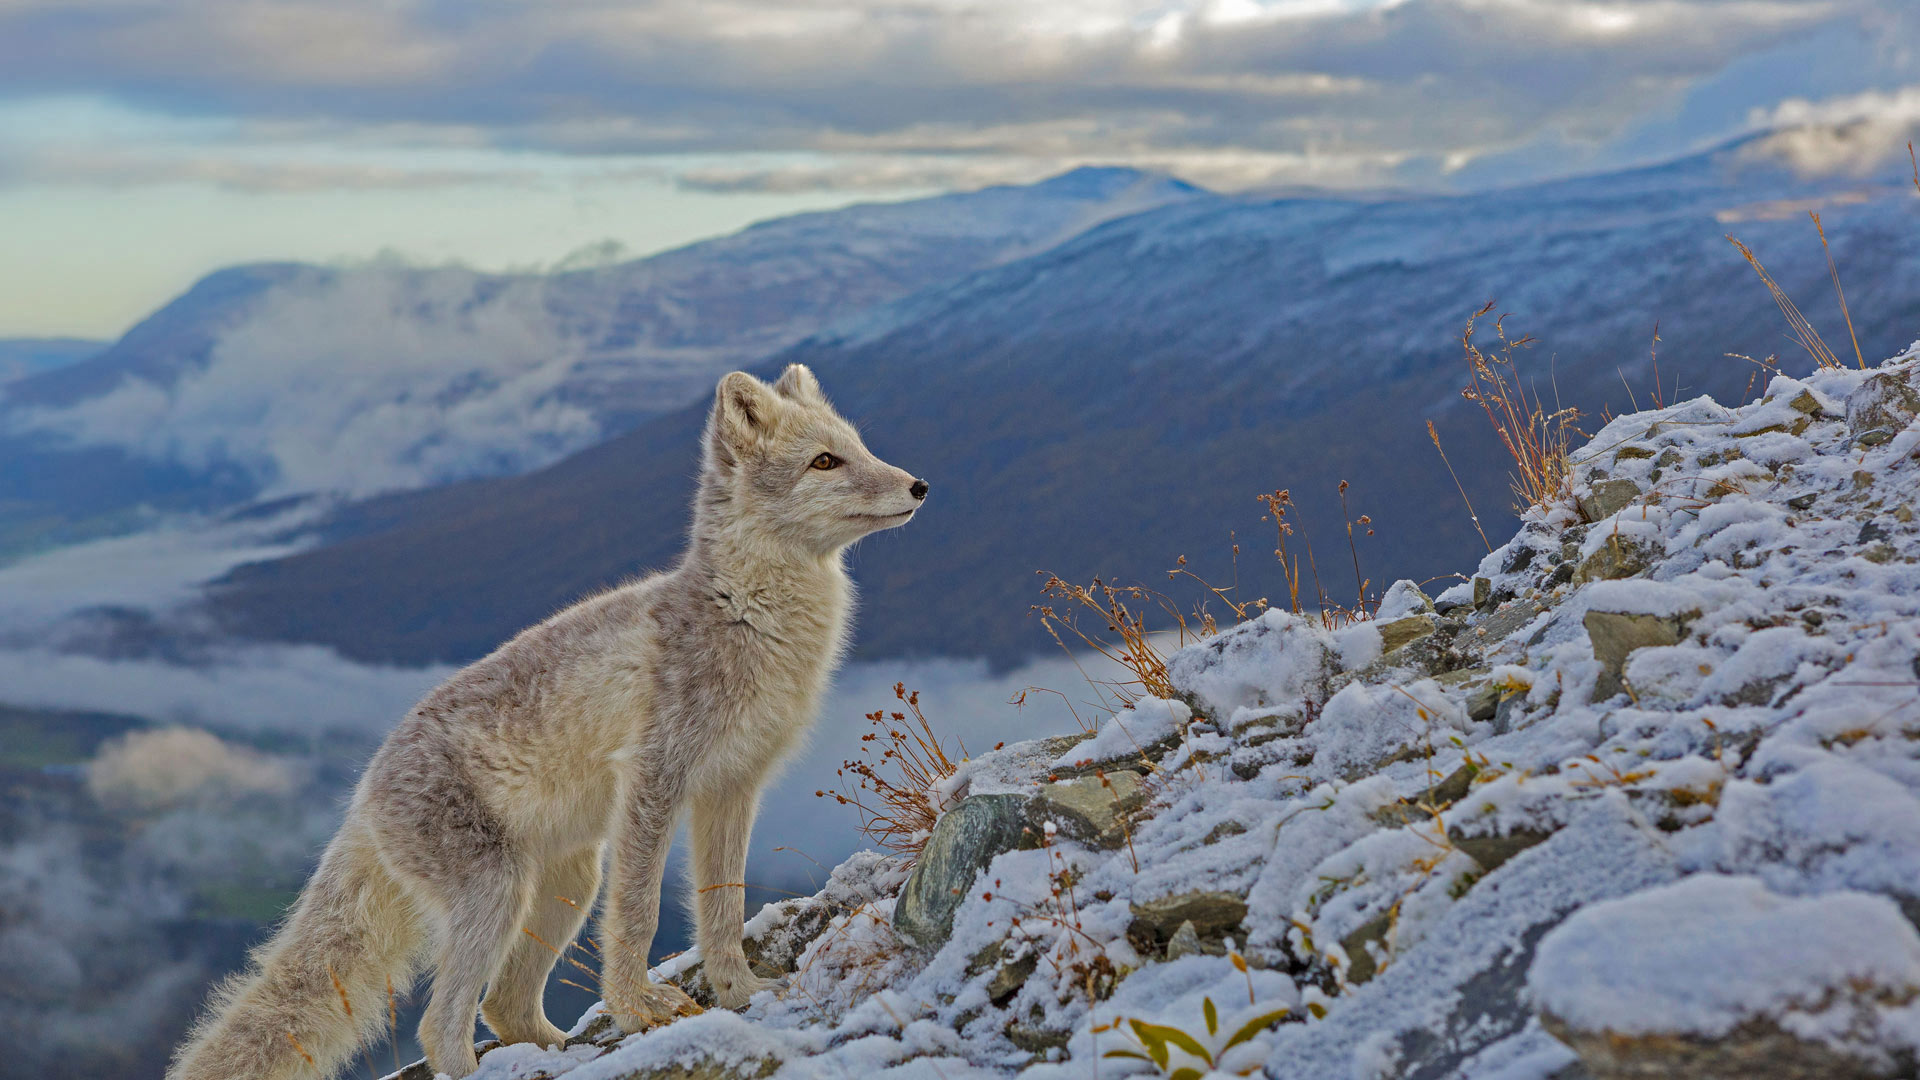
[[1032, 164, 1205, 197]]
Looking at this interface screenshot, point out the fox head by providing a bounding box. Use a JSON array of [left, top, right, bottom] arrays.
[[699, 364, 927, 556]]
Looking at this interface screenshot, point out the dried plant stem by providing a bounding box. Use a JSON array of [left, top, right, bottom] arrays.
[[1809, 212, 1865, 369], [1427, 421, 1491, 553], [1726, 235, 1844, 371], [818, 684, 964, 857], [1458, 302, 1578, 512]]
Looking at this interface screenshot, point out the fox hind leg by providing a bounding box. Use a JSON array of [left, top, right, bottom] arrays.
[[482, 845, 602, 1048], [416, 864, 533, 1078]]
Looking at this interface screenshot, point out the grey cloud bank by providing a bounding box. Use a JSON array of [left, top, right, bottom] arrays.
[[3, 1, 1919, 192]]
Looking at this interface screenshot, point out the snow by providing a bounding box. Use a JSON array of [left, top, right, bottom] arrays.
[[1529, 875, 1920, 1044], [459, 350, 1920, 1080]]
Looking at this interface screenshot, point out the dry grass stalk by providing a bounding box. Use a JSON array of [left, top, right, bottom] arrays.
[[1726, 234, 1846, 371], [1427, 420, 1492, 553], [817, 683, 965, 858], [1809, 212, 1865, 369], [1458, 303, 1580, 513], [1033, 575, 1197, 707]]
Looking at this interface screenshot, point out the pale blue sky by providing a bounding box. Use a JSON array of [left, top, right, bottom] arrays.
[[3, 0, 1918, 338]]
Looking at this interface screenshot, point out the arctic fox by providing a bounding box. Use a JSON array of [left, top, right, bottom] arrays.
[[167, 365, 926, 1080]]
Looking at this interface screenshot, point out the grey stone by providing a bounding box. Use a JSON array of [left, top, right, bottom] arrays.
[[1466, 682, 1500, 723], [1857, 427, 1895, 447], [1163, 919, 1203, 961], [1450, 825, 1558, 873], [1028, 770, 1148, 849], [1845, 369, 1920, 435], [1341, 910, 1393, 984], [1786, 492, 1817, 510], [1785, 388, 1827, 415], [894, 794, 1034, 948], [1493, 690, 1524, 735], [1378, 613, 1438, 653], [1578, 479, 1642, 524], [1477, 601, 1542, 646], [1585, 608, 1698, 700], [1575, 534, 1660, 584], [1006, 1022, 1072, 1054], [1540, 1010, 1911, 1080], [1377, 579, 1436, 619], [984, 949, 1038, 1005], [1128, 890, 1248, 955]]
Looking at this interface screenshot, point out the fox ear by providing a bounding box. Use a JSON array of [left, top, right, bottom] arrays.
[[708, 371, 777, 468], [772, 363, 824, 403]]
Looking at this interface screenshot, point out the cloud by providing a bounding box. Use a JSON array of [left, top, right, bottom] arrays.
[[87, 725, 297, 811], [0, 146, 544, 192], [1741, 85, 1920, 176], [0, 1, 1908, 192], [9, 265, 606, 497]]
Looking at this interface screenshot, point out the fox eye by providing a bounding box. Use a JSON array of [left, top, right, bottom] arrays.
[[810, 452, 841, 471]]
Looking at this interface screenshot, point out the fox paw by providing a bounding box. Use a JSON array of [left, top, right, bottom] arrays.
[[709, 970, 775, 1011], [611, 980, 704, 1034]]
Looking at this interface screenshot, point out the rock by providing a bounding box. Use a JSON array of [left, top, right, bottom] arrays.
[[1493, 690, 1525, 735], [1531, 878, 1920, 1080], [1027, 770, 1148, 849], [1378, 613, 1438, 653], [1476, 601, 1542, 646], [1785, 388, 1827, 415], [1541, 1013, 1901, 1080], [1164, 919, 1203, 961], [894, 794, 1034, 948], [1375, 764, 1478, 825], [1585, 608, 1697, 701], [984, 949, 1038, 1006], [1857, 427, 1895, 447], [1845, 369, 1920, 436], [1450, 825, 1558, 873], [1006, 1022, 1072, 1054], [1377, 579, 1436, 620], [1578, 479, 1642, 523], [1128, 890, 1248, 956], [1613, 444, 1654, 462], [1466, 682, 1500, 723], [1575, 534, 1660, 583], [1341, 910, 1393, 985], [1473, 577, 1492, 609], [1786, 492, 1817, 510]]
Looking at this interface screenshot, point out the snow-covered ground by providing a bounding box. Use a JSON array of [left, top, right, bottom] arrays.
[[451, 343, 1920, 1080]]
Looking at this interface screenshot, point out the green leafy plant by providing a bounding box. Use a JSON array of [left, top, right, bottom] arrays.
[[1097, 995, 1293, 1079]]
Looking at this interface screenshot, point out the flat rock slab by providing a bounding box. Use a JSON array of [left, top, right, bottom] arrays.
[[1029, 769, 1148, 849], [1585, 608, 1696, 700]]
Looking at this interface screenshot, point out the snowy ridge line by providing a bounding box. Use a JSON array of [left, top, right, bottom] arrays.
[[444, 343, 1920, 1080]]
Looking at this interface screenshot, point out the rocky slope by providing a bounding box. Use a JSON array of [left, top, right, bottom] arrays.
[[405, 348, 1920, 1080]]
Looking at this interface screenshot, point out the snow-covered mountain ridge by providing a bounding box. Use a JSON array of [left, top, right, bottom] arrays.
[[0, 168, 1195, 548], [441, 344, 1920, 1080]]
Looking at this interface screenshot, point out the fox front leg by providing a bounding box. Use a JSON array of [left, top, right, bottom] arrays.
[[601, 787, 700, 1032], [690, 786, 773, 1009]]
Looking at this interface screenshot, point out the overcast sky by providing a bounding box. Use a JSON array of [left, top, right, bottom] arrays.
[[3, 0, 1918, 337]]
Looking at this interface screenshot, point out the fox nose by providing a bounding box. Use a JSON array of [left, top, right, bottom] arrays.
[[909, 479, 929, 501]]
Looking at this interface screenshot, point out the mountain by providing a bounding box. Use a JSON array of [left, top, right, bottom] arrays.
[[206, 139, 1920, 669], [0, 169, 1199, 554], [0, 338, 105, 384]]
